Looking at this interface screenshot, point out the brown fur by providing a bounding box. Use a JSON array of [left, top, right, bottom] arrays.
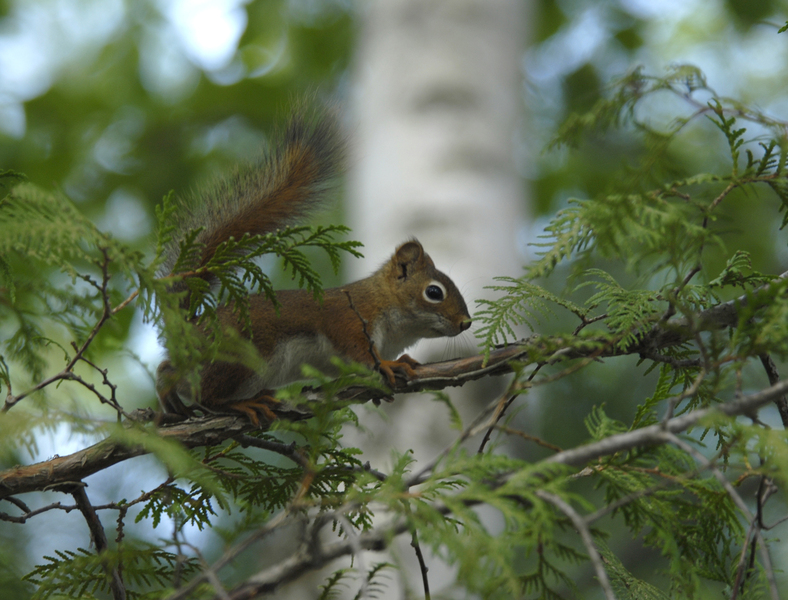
[[156, 108, 471, 416], [190, 240, 471, 408]]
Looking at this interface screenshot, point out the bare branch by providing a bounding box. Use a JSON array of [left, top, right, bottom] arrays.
[[0, 415, 259, 500], [410, 528, 431, 600], [70, 483, 127, 600], [543, 377, 788, 470], [163, 509, 297, 600], [535, 490, 615, 600], [0, 500, 80, 523], [3, 248, 119, 413], [758, 353, 788, 428]]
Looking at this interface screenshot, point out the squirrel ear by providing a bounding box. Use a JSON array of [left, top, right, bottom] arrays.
[[394, 240, 425, 279], [395, 240, 423, 262]]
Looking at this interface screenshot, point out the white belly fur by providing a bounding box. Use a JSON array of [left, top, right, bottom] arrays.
[[228, 334, 338, 400]]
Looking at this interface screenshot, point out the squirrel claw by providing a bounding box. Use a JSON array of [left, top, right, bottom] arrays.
[[229, 395, 280, 427], [379, 354, 421, 386]]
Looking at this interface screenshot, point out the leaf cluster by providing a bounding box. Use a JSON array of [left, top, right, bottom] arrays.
[[23, 545, 198, 600], [6, 64, 788, 600], [467, 65, 788, 597]]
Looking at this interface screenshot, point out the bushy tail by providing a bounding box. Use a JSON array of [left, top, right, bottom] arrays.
[[160, 103, 345, 283]]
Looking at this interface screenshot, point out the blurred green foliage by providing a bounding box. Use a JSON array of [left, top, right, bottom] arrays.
[[0, 0, 354, 257], [4, 0, 788, 598]]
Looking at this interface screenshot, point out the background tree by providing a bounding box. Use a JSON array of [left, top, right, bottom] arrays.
[[340, 0, 528, 596], [3, 0, 788, 599]]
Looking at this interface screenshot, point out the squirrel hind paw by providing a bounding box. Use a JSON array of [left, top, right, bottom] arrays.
[[228, 395, 281, 427]]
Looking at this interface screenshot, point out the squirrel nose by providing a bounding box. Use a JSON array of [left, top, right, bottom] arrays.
[[459, 318, 472, 332]]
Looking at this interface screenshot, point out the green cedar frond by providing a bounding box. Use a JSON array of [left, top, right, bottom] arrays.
[[109, 426, 227, 507], [354, 563, 394, 600], [549, 67, 651, 149], [430, 390, 464, 430], [526, 202, 593, 279], [0, 355, 9, 398], [597, 541, 671, 600], [475, 277, 588, 360], [525, 191, 712, 281], [579, 269, 663, 349], [135, 483, 219, 531], [0, 183, 142, 281], [588, 407, 744, 592], [708, 250, 774, 290], [585, 405, 627, 441], [24, 545, 198, 600], [727, 278, 788, 357], [171, 227, 206, 279], [0, 169, 27, 198], [151, 191, 178, 274], [318, 568, 352, 600], [707, 99, 746, 174], [631, 363, 681, 429], [317, 563, 393, 600]]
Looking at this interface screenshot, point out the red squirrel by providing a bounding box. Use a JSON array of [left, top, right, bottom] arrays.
[[156, 108, 472, 421]]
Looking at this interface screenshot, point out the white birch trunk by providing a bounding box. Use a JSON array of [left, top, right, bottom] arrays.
[[298, 0, 532, 597]]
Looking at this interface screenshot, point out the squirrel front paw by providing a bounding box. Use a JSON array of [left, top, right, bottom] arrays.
[[378, 354, 421, 386]]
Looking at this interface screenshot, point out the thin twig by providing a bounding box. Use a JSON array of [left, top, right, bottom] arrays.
[[731, 517, 759, 600], [477, 393, 518, 454], [179, 540, 231, 600], [661, 367, 706, 425], [411, 528, 430, 600], [74, 350, 129, 420], [758, 353, 788, 428], [71, 483, 127, 600], [3, 248, 118, 413], [663, 433, 778, 600], [403, 501, 430, 599], [478, 370, 535, 454], [661, 264, 702, 322], [0, 500, 80, 523], [573, 313, 609, 336], [406, 382, 518, 487], [535, 490, 615, 600], [234, 435, 309, 469], [336, 514, 369, 600], [111, 289, 139, 314], [163, 509, 294, 600], [708, 181, 739, 212], [638, 351, 701, 369], [492, 425, 563, 453]]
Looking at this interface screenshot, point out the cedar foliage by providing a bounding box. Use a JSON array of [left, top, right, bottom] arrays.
[[2, 66, 788, 599]]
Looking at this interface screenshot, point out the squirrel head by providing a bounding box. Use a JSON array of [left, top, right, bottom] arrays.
[[378, 239, 472, 338]]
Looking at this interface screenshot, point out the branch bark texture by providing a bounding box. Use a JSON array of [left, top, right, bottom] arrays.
[[0, 286, 771, 503]]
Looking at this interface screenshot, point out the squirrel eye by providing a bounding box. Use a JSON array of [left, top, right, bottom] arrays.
[[424, 282, 445, 303]]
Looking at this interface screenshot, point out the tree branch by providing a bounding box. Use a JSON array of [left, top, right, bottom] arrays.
[[2, 275, 784, 503], [535, 490, 615, 600], [0, 416, 257, 500], [0, 285, 778, 505], [192, 377, 788, 598], [70, 483, 127, 600]]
